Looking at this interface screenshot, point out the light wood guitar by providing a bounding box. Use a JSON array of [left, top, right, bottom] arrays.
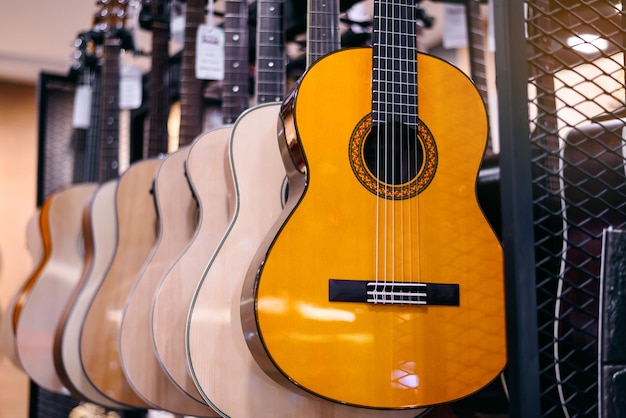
[[16, 182, 97, 395], [13, 26, 106, 396], [115, 1, 216, 414], [240, 0, 506, 409], [149, 0, 250, 402], [78, 0, 172, 407], [118, 148, 217, 416], [51, 10, 132, 407], [0, 209, 45, 370]]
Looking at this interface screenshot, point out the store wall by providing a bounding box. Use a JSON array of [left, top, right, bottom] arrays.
[[0, 79, 39, 418]]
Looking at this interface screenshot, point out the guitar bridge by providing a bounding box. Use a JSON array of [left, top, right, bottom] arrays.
[[328, 279, 460, 306]]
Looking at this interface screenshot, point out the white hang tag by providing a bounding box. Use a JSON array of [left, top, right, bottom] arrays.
[[171, 14, 185, 46], [119, 64, 143, 110], [195, 24, 225, 80], [442, 3, 468, 49], [72, 84, 93, 129]]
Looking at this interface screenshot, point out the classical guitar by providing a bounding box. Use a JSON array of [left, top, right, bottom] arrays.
[[116, 1, 215, 414], [1, 29, 99, 375], [13, 26, 109, 396], [116, 0, 216, 403], [184, 0, 291, 413], [77, 0, 171, 407], [149, 0, 250, 400], [0, 209, 45, 370], [240, 0, 506, 409]]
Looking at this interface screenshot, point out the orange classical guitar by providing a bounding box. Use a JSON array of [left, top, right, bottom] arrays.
[[240, 0, 506, 410]]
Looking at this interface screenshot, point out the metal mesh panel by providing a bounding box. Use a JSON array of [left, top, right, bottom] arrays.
[[37, 73, 77, 204], [525, 1, 626, 417]]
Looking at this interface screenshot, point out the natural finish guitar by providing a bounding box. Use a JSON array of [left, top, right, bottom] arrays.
[[79, 0, 173, 406], [240, 0, 506, 409], [0, 209, 44, 370], [50, 5, 137, 405], [14, 27, 105, 396], [149, 0, 249, 402], [116, 0, 216, 414], [118, 148, 216, 417], [16, 183, 97, 395]]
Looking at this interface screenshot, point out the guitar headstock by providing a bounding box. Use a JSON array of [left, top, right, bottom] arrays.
[[94, 0, 130, 38]]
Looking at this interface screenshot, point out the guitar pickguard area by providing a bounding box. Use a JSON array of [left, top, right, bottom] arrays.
[[348, 114, 438, 200]]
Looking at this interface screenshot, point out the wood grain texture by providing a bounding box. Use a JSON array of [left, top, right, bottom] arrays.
[[151, 127, 234, 403], [119, 148, 216, 416], [53, 180, 126, 408], [240, 50, 506, 409], [80, 159, 161, 409], [16, 183, 97, 395]]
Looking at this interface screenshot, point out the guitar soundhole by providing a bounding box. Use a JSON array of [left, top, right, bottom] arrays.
[[349, 114, 438, 200], [363, 122, 421, 186]]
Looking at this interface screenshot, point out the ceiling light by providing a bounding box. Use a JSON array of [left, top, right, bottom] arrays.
[[566, 33, 609, 54]]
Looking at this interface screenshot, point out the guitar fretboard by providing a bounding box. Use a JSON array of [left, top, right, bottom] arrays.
[[98, 40, 122, 183], [255, 0, 285, 103], [145, 0, 171, 158], [222, 0, 250, 124], [371, 0, 418, 127], [306, 0, 341, 67], [178, 0, 205, 146]]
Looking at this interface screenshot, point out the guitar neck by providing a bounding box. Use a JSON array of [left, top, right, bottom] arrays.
[[306, 0, 341, 67], [178, 0, 205, 146], [85, 67, 102, 182], [255, 0, 285, 103], [222, 0, 250, 124], [466, 0, 488, 107], [145, 0, 171, 158], [98, 40, 122, 182], [371, 0, 418, 127]]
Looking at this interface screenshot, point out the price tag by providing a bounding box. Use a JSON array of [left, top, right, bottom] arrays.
[[72, 84, 93, 129], [171, 14, 185, 46], [196, 24, 225, 80], [443, 3, 468, 49], [119, 64, 143, 110]]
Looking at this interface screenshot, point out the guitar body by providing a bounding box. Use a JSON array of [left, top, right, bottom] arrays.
[[0, 209, 45, 370], [118, 148, 216, 416], [16, 183, 97, 395], [80, 158, 161, 409], [188, 103, 425, 418], [151, 127, 234, 402], [53, 180, 126, 408], [241, 49, 506, 409]]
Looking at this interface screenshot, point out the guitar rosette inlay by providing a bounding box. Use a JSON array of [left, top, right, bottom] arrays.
[[349, 114, 438, 199]]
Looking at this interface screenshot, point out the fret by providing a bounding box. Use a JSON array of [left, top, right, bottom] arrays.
[[372, 0, 418, 126], [255, 0, 285, 103], [178, 0, 205, 146], [307, 0, 341, 67], [222, 0, 250, 124], [145, 3, 170, 158], [98, 40, 121, 182]]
